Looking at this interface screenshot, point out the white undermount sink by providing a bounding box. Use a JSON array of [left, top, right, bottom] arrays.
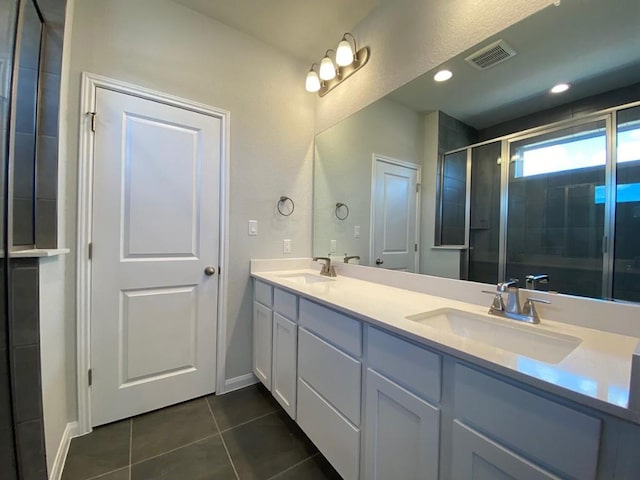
[[406, 308, 582, 364], [276, 273, 335, 285]]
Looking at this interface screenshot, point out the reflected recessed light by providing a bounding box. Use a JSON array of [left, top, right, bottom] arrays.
[[551, 83, 571, 94], [434, 70, 453, 82]]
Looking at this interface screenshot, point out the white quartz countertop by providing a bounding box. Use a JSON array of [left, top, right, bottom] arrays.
[[252, 268, 640, 424]]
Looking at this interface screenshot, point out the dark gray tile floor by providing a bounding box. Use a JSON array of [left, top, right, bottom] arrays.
[[62, 384, 341, 480]]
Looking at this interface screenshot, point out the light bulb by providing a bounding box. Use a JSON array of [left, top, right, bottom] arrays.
[[336, 39, 354, 67], [305, 70, 321, 92], [550, 83, 570, 94], [319, 56, 336, 81], [434, 70, 453, 82]]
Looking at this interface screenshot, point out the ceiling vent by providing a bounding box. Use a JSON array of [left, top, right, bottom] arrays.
[[465, 40, 516, 70]]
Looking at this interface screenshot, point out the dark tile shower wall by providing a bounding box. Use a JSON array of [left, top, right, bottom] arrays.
[[9, 258, 47, 479], [435, 112, 478, 247], [1, 0, 67, 478], [12, 0, 64, 249]]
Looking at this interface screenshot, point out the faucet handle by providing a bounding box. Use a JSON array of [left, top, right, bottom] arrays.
[[522, 297, 551, 318], [481, 290, 506, 312]]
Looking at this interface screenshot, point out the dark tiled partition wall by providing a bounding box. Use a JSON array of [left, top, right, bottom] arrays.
[[10, 258, 47, 479], [1, 265, 18, 479], [12, 0, 65, 248], [1, 0, 20, 478]]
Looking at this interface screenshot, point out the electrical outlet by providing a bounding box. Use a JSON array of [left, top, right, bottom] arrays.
[[330, 240, 337, 252], [248, 220, 258, 236], [354, 225, 360, 238], [283, 239, 291, 254]]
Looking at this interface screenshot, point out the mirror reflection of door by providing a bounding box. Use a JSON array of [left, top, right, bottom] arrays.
[[371, 155, 420, 272]]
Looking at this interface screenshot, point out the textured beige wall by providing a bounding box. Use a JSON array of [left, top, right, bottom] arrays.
[[315, 0, 552, 133], [314, 97, 424, 265]]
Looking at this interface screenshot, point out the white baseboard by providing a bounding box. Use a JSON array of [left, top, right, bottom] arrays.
[[222, 373, 258, 394], [49, 421, 78, 480]]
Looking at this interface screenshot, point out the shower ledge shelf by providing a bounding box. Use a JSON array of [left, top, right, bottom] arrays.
[[7, 248, 70, 258]]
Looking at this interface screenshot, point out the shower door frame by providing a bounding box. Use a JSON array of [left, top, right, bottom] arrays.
[[439, 99, 640, 300]]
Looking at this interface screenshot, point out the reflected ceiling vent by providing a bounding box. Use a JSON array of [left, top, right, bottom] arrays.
[[465, 40, 516, 70]]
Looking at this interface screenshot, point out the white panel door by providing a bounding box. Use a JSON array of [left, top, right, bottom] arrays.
[[91, 88, 221, 426], [372, 156, 419, 272], [364, 369, 440, 480]]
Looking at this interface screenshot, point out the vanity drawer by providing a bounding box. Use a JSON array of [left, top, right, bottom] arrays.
[[299, 299, 362, 357], [454, 364, 601, 480], [367, 326, 441, 404], [298, 327, 361, 426], [274, 287, 297, 320], [254, 279, 273, 307], [297, 378, 360, 480]]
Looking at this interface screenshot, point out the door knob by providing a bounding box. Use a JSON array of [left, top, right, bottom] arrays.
[[375, 258, 384, 265], [204, 266, 216, 276]]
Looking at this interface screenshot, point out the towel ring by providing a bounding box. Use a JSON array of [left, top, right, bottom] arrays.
[[335, 202, 349, 220], [277, 196, 295, 216]]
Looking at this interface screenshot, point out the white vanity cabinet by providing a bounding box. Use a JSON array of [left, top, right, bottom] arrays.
[[363, 327, 441, 480], [252, 275, 640, 480], [297, 298, 363, 480], [252, 280, 299, 418], [452, 364, 601, 480]]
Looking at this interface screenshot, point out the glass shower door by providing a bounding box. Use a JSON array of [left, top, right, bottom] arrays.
[[613, 106, 640, 301], [506, 119, 607, 297], [468, 141, 501, 284]]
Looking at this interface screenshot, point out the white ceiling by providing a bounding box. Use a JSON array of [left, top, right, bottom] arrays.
[[172, 0, 379, 63], [387, 0, 640, 128]]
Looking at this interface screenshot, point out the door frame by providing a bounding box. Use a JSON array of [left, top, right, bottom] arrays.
[[369, 154, 421, 272], [75, 72, 230, 435]]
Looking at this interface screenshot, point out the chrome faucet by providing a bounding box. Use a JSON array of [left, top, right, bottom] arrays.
[[344, 254, 360, 264], [313, 256, 337, 277], [525, 274, 549, 290], [482, 278, 550, 324]]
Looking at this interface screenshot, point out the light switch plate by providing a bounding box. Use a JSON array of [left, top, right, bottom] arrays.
[[283, 239, 291, 254], [330, 240, 337, 253], [354, 226, 360, 238], [248, 220, 258, 236]]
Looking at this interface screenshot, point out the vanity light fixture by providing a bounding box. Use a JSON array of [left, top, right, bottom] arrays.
[[551, 83, 571, 94], [434, 69, 453, 82], [305, 32, 370, 97]]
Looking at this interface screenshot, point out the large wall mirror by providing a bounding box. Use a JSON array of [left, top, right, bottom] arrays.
[[313, 0, 640, 302]]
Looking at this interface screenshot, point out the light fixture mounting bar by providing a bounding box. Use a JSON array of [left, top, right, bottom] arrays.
[[318, 46, 370, 97]]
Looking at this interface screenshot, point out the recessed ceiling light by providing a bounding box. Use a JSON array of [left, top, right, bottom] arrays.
[[434, 70, 453, 82], [550, 83, 571, 94]]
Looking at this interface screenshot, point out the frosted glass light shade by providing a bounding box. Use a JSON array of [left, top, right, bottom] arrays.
[[305, 70, 321, 92], [319, 56, 336, 80], [336, 39, 354, 66]]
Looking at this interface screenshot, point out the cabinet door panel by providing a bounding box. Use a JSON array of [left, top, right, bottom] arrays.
[[252, 301, 272, 388], [272, 313, 297, 418], [454, 364, 600, 480], [364, 369, 440, 480], [298, 328, 362, 425], [254, 280, 273, 307], [452, 421, 560, 480], [297, 378, 360, 480]]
